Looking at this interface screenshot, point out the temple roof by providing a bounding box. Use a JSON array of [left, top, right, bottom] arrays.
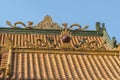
[[0, 16, 119, 80]]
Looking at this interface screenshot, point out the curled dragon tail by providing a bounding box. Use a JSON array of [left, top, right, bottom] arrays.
[[14, 22, 27, 28], [6, 21, 15, 28]]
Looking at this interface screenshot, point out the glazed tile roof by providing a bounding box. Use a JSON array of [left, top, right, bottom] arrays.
[[0, 30, 119, 80], [0, 33, 108, 49], [9, 52, 119, 80], [0, 18, 120, 79]]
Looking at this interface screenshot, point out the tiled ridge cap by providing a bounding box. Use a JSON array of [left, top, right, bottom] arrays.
[[12, 48, 119, 56], [0, 28, 103, 36]]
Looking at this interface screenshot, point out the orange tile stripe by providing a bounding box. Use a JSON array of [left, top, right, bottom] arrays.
[[0, 33, 119, 80], [0, 33, 108, 49], [10, 53, 120, 80]]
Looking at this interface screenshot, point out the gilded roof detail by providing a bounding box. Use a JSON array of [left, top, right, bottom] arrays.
[[0, 33, 108, 51], [35, 15, 61, 29], [0, 16, 119, 79], [5, 15, 90, 30]]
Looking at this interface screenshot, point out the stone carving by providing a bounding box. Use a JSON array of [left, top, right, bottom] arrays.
[[35, 15, 61, 29], [6, 21, 33, 29]]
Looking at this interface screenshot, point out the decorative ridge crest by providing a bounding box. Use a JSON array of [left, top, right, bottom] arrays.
[[6, 21, 34, 29], [5, 15, 89, 31], [35, 15, 61, 29]]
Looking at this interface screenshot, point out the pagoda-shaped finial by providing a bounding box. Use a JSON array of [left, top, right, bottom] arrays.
[[44, 15, 52, 22], [35, 15, 61, 29]]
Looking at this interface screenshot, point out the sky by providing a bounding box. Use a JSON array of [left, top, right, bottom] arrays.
[[0, 0, 120, 43]]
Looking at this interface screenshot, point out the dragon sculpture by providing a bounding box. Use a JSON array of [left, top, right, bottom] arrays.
[[69, 23, 89, 30], [6, 21, 33, 29]]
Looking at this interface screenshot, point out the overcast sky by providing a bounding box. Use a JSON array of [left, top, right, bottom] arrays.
[[0, 0, 120, 42]]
